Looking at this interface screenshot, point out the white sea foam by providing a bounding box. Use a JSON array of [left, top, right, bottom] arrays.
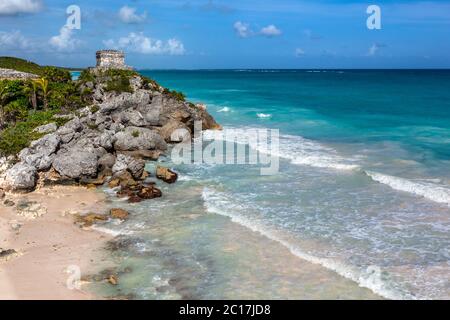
[[256, 113, 272, 118], [91, 225, 124, 237], [202, 187, 415, 300], [365, 171, 450, 206], [203, 127, 360, 171], [218, 107, 231, 112], [203, 127, 450, 205]]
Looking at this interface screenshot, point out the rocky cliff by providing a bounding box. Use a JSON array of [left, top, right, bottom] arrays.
[[0, 68, 220, 196]]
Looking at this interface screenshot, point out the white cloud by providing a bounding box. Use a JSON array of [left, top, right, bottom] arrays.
[[233, 21, 252, 38], [104, 32, 185, 55], [0, 30, 30, 49], [0, 0, 42, 15], [49, 26, 81, 52], [295, 48, 305, 57], [234, 21, 281, 38], [118, 5, 147, 24], [260, 24, 282, 37]]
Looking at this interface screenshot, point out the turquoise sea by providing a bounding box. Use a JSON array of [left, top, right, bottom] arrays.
[[94, 70, 450, 300]]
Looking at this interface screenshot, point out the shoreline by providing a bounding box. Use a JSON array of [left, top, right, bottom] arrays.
[[0, 185, 113, 300]]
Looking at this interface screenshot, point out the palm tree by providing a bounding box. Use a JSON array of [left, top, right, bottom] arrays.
[[27, 80, 38, 111], [34, 78, 49, 110], [0, 84, 10, 129]]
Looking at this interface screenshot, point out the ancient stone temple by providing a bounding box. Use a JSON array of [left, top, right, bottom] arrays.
[[95, 50, 132, 70]]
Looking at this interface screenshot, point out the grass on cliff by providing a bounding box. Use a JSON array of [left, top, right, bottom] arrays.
[[0, 110, 69, 156], [0, 57, 73, 77]]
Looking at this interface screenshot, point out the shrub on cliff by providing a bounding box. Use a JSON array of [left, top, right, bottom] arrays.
[[42, 66, 71, 83], [48, 81, 84, 111], [163, 88, 186, 102], [0, 110, 67, 156], [105, 75, 133, 93]]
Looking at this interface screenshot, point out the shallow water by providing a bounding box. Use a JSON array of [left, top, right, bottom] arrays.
[[94, 70, 449, 299]]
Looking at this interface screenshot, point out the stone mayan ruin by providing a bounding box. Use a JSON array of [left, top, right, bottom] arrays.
[[95, 50, 133, 70]]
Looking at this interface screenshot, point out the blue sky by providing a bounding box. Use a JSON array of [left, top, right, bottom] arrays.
[[0, 0, 449, 68]]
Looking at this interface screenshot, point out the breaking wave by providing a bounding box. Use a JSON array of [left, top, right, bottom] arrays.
[[202, 187, 415, 300], [365, 171, 450, 206]]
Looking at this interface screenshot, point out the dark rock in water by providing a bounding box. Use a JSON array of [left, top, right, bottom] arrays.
[[108, 275, 118, 285], [3, 199, 15, 206], [137, 186, 162, 199], [112, 170, 137, 189], [105, 236, 137, 252], [117, 183, 162, 203], [156, 166, 178, 184], [128, 195, 143, 203], [75, 213, 108, 227], [0, 248, 16, 258], [108, 178, 120, 189], [110, 208, 129, 220]]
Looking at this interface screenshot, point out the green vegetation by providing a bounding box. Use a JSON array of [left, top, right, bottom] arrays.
[[0, 57, 44, 75], [0, 110, 68, 156], [78, 69, 95, 83], [103, 69, 138, 93], [163, 88, 186, 102], [90, 105, 100, 113], [105, 75, 132, 93], [42, 66, 71, 83], [0, 57, 73, 78], [87, 122, 98, 130], [132, 130, 140, 137], [0, 59, 87, 156]]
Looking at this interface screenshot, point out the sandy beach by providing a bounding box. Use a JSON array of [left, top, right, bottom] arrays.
[[0, 185, 113, 300]]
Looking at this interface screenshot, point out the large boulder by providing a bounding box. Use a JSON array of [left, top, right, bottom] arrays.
[[33, 123, 57, 134], [18, 134, 60, 171], [99, 91, 151, 115], [112, 153, 145, 179], [2, 163, 37, 191], [114, 127, 167, 151], [160, 120, 190, 142], [156, 166, 178, 184], [98, 153, 116, 171], [56, 117, 83, 144], [52, 146, 99, 179]]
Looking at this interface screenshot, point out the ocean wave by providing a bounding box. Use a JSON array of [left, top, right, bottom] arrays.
[[203, 127, 360, 171], [218, 107, 231, 112], [203, 128, 450, 205], [256, 113, 272, 118], [365, 171, 450, 206], [202, 187, 415, 300]]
